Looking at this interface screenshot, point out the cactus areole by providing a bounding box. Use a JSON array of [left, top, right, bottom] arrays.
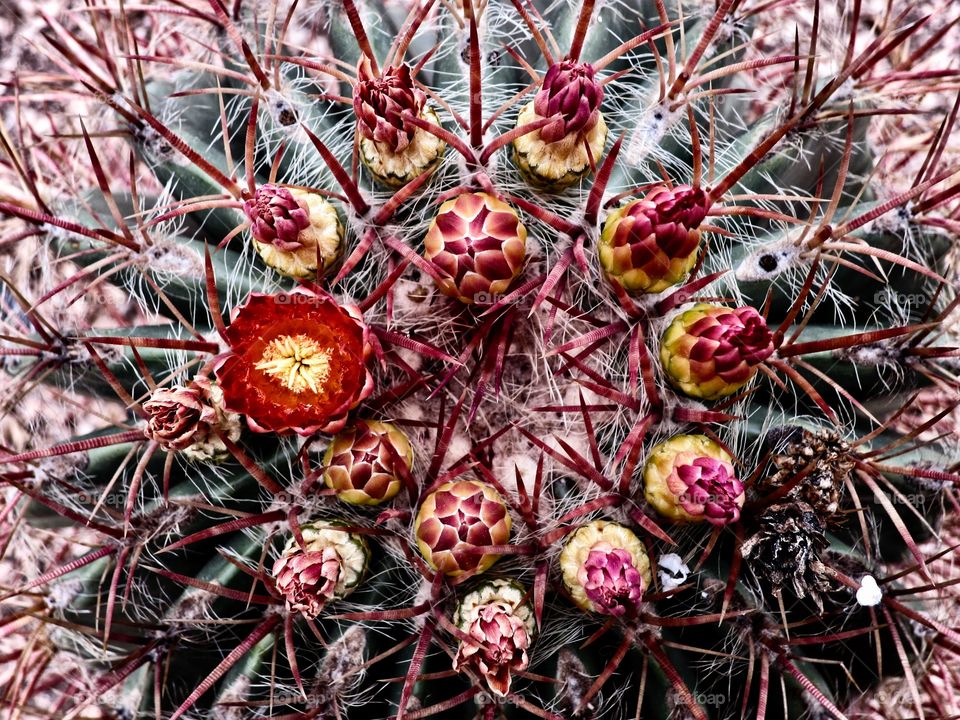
[[214, 288, 373, 435]]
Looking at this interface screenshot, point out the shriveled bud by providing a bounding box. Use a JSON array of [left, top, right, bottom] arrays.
[[243, 185, 342, 278], [142, 379, 240, 462], [272, 522, 369, 617], [354, 57, 444, 187], [643, 434, 744, 525], [599, 185, 708, 294], [323, 420, 414, 506], [660, 303, 775, 400], [422, 193, 527, 304], [453, 578, 535, 697], [512, 61, 607, 190], [415, 479, 512, 576], [560, 520, 651, 617]]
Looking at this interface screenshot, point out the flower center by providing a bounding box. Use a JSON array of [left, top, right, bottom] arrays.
[[255, 334, 332, 394]]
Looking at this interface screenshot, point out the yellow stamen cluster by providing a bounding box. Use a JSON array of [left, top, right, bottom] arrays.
[[255, 334, 332, 393]]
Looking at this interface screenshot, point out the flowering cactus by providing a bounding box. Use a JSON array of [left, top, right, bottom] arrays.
[[599, 185, 708, 293], [214, 287, 373, 435], [643, 434, 744, 525], [660, 303, 776, 400], [422, 192, 527, 304], [2, 1, 958, 719], [322, 420, 414, 505], [452, 578, 535, 697]]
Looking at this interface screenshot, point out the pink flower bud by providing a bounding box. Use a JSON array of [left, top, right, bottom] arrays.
[[660, 303, 775, 400], [242, 185, 310, 251], [353, 57, 426, 153], [599, 184, 709, 293], [534, 60, 604, 144]]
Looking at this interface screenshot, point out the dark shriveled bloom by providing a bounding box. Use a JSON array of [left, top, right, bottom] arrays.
[[142, 379, 240, 462]]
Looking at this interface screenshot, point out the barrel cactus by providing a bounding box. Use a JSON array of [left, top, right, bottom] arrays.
[[1, 1, 958, 719]]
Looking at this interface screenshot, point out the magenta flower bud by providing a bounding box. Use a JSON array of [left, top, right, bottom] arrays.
[[242, 185, 310, 251], [534, 60, 604, 144], [560, 521, 651, 617], [660, 303, 776, 400], [353, 57, 426, 154], [579, 545, 645, 617], [644, 435, 744, 525], [599, 185, 709, 294]]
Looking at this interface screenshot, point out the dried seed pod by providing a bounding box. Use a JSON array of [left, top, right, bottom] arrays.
[[559, 520, 651, 617], [414, 479, 512, 576], [643, 434, 744, 525], [660, 303, 775, 400], [598, 185, 707, 293], [740, 502, 834, 605], [243, 184, 342, 278], [323, 420, 414, 505], [422, 193, 527, 305], [272, 522, 370, 617], [453, 578, 535, 697], [760, 425, 852, 516], [142, 378, 240, 462]]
